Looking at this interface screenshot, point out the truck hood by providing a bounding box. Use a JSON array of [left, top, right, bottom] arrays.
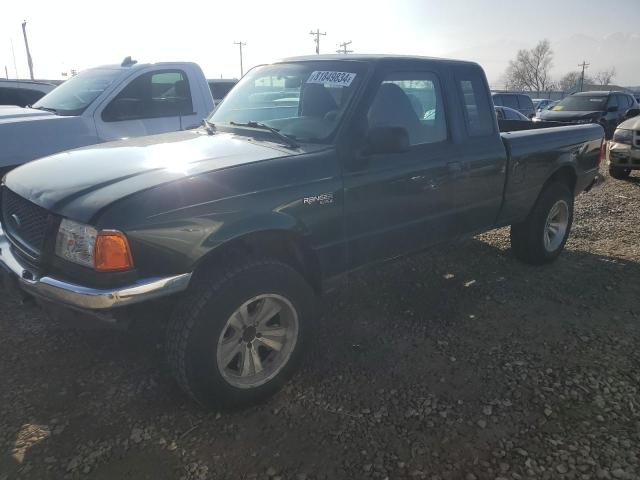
[[537, 109, 602, 122], [4, 130, 291, 223], [0, 107, 96, 169], [617, 116, 640, 131], [0, 105, 56, 121]]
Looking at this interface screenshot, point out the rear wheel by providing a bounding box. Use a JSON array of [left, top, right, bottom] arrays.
[[609, 166, 632, 180], [510, 182, 574, 265], [166, 258, 316, 409]]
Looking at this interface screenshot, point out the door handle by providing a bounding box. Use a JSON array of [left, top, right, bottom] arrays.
[[447, 161, 463, 176]]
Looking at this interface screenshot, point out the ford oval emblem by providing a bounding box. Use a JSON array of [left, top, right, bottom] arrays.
[[10, 213, 21, 229]]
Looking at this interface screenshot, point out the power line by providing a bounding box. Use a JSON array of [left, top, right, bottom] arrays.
[[578, 60, 590, 92], [309, 29, 326, 55], [336, 41, 353, 54], [234, 41, 246, 77]]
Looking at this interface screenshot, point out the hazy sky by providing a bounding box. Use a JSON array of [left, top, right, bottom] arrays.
[[2, 0, 640, 86]]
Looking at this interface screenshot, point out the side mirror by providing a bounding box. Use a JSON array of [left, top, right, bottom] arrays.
[[624, 108, 640, 119], [607, 105, 618, 113], [365, 126, 410, 154]]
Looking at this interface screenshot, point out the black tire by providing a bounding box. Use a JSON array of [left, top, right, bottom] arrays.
[[166, 258, 316, 409], [510, 182, 574, 265], [609, 166, 632, 180]]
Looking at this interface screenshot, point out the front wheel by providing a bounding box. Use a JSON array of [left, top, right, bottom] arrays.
[[510, 182, 574, 265], [166, 258, 316, 409], [609, 166, 632, 180]]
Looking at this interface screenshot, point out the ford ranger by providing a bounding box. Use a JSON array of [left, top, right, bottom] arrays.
[[0, 57, 215, 176], [0, 55, 604, 408]]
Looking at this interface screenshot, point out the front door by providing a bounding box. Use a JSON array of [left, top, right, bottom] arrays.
[[342, 68, 460, 269]]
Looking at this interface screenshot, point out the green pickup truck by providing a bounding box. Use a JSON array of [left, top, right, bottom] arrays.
[[0, 55, 604, 408]]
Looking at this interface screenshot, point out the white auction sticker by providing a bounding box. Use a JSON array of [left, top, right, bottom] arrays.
[[306, 71, 357, 87]]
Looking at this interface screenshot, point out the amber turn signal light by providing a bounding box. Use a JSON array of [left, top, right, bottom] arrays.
[[94, 230, 134, 272]]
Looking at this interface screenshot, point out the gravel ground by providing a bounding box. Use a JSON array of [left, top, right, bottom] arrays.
[[2, 169, 640, 480]]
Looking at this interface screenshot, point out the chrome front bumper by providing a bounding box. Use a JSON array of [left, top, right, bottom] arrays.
[[0, 226, 191, 310]]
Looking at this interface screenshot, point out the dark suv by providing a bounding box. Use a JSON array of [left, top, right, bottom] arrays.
[[492, 93, 535, 118], [536, 91, 640, 139]]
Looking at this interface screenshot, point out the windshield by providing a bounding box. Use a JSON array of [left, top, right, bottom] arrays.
[[33, 68, 122, 116], [210, 61, 366, 143], [551, 95, 607, 112]]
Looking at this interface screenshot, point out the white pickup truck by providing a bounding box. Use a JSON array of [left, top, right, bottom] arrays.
[[0, 57, 215, 175]]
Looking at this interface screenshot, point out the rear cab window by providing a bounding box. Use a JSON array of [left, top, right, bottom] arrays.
[[456, 66, 495, 137]]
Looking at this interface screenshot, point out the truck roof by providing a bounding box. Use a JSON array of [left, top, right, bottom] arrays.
[[90, 61, 201, 71], [572, 91, 626, 96], [279, 53, 481, 68]]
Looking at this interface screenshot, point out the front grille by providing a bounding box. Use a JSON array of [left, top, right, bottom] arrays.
[[1, 187, 50, 258]]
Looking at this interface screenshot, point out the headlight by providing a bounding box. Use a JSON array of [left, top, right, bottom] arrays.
[[55, 219, 133, 271], [55, 219, 97, 268], [612, 128, 633, 145]]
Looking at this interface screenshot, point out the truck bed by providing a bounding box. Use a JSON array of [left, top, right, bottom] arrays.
[[498, 124, 604, 225]]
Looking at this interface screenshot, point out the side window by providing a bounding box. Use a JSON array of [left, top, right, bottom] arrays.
[[209, 82, 235, 100], [457, 71, 494, 137], [102, 70, 193, 122], [621, 95, 632, 109], [367, 71, 447, 146], [505, 108, 519, 120], [606, 95, 618, 110], [492, 95, 503, 106]]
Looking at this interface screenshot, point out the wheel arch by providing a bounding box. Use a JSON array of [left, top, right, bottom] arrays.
[[545, 164, 578, 195], [192, 222, 323, 294]]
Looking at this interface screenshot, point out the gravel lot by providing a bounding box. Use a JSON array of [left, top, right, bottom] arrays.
[[2, 169, 640, 480]]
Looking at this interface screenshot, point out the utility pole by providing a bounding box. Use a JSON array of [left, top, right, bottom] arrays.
[[336, 41, 353, 54], [578, 60, 590, 92], [22, 21, 34, 80], [309, 29, 326, 55], [234, 41, 246, 77], [4, 66, 8, 79]]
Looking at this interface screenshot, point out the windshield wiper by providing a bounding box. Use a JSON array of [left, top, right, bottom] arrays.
[[32, 106, 58, 115], [229, 121, 299, 149]]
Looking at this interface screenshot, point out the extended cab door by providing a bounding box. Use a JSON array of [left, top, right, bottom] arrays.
[[342, 62, 462, 268], [94, 68, 200, 141], [449, 65, 508, 234]]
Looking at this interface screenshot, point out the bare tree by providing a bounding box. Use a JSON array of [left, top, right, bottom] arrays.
[[593, 67, 616, 86], [503, 40, 555, 93], [558, 71, 593, 92]]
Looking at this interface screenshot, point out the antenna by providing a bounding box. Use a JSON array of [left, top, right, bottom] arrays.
[[121, 56, 137, 67], [10, 38, 18, 79]]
